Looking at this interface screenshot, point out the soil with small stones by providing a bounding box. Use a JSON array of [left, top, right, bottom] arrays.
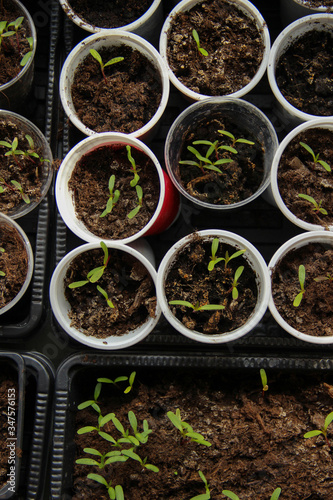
[[0, 221, 28, 310], [71, 45, 162, 134], [0, 0, 32, 85], [65, 0, 153, 28], [301, 0, 333, 7], [64, 246, 157, 338], [271, 242, 333, 337], [277, 128, 333, 228], [276, 30, 333, 116], [177, 115, 264, 205], [0, 374, 18, 489], [68, 144, 160, 240], [164, 234, 258, 334], [72, 368, 333, 499], [166, 0, 264, 96]]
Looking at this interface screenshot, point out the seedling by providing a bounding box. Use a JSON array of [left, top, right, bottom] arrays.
[[179, 144, 233, 174], [89, 48, 124, 84], [304, 411, 333, 448], [97, 371, 136, 393], [314, 272, 333, 282], [87, 475, 124, 500], [298, 194, 328, 215], [100, 174, 120, 218], [76, 448, 125, 468], [127, 184, 143, 219], [96, 285, 114, 308], [208, 238, 225, 271], [11, 180, 30, 204], [7, 16, 23, 51], [192, 29, 208, 57], [230, 266, 244, 300], [218, 130, 255, 148], [126, 145, 140, 187], [121, 448, 159, 472], [293, 264, 306, 307], [260, 368, 268, 396], [167, 408, 212, 447], [68, 241, 110, 288], [0, 21, 15, 52], [190, 470, 211, 500], [221, 249, 246, 270], [299, 141, 331, 172], [20, 36, 33, 67], [106, 411, 153, 447], [77, 381, 102, 413], [222, 488, 281, 500], [169, 300, 225, 312]]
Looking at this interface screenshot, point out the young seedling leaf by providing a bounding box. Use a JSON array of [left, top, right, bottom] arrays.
[[270, 488, 282, 500], [222, 491, 240, 500], [87, 473, 109, 487]]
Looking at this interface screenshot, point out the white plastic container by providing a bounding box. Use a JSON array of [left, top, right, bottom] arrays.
[[280, 0, 333, 27]]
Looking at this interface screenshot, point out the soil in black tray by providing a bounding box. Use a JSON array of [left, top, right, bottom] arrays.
[[0, 0, 32, 85], [177, 115, 264, 205], [271, 242, 333, 337], [68, 144, 160, 240], [165, 234, 258, 334], [276, 30, 333, 116], [0, 373, 18, 490], [71, 45, 162, 134], [72, 369, 333, 499], [277, 128, 333, 228], [66, 0, 153, 29], [166, 0, 264, 96], [64, 246, 157, 338]]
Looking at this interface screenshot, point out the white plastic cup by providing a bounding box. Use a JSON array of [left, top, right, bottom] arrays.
[[280, 0, 333, 27]]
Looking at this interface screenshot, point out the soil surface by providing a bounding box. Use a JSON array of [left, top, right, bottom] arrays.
[[164, 234, 258, 334], [301, 0, 333, 6], [166, 0, 264, 96], [276, 30, 333, 116], [0, 374, 18, 489], [68, 144, 160, 240], [177, 115, 264, 205], [66, 0, 153, 29], [277, 127, 333, 228], [0, 221, 28, 310], [64, 246, 157, 338], [72, 368, 333, 499], [0, 0, 32, 85], [271, 242, 333, 337], [71, 45, 162, 134]]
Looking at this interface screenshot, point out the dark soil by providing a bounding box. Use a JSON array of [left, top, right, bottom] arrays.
[[177, 115, 264, 205], [301, 0, 333, 7], [0, 221, 29, 310], [166, 0, 264, 96], [72, 368, 333, 499], [68, 144, 160, 240], [271, 242, 333, 337], [276, 30, 333, 116], [66, 0, 154, 29], [0, 118, 50, 214], [0, 0, 32, 85], [64, 246, 157, 338], [277, 127, 333, 228], [71, 45, 162, 134], [0, 374, 18, 490], [164, 233, 258, 334]]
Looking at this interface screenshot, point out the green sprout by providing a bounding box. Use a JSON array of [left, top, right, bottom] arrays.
[[87, 475, 124, 500], [230, 266, 244, 300], [11, 180, 30, 204], [121, 449, 159, 472], [76, 448, 124, 469], [96, 285, 114, 308], [260, 368, 269, 397], [222, 488, 281, 500], [7, 16, 23, 50], [77, 381, 102, 413], [0, 21, 15, 52], [208, 238, 225, 271], [0, 246, 5, 277], [20, 36, 33, 67], [68, 241, 110, 288], [221, 249, 246, 270], [97, 371, 136, 394], [89, 48, 124, 84], [300, 141, 331, 172], [126, 145, 140, 187], [304, 411, 333, 448], [298, 194, 328, 215], [169, 300, 225, 312], [314, 273, 333, 282], [127, 185, 143, 219], [218, 130, 255, 148], [192, 29, 208, 57], [179, 144, 232, 174], [0, 137, 24, 159], [100, 174, 120, 218], [106, 411, 153, 447], [293, 264, 306, 307], [190, 470, 211, 500], [167, 408, 212, 447]]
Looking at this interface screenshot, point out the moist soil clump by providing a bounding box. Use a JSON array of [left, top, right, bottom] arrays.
[[0, 0, 32, 85], [71, 45, 162, 134], [271, 242, 333, 337], [166, 0, 264, 96], [66, 0, 153, 29], [0, 374, 18, 489], [165, 234, 258, 334], [64, 247, 157, 338], [68, 144, 160, 240], [276, 30, 333, 116], [72, 369, 333, 499], [277, 128, 333, 228], [0, 222, 28, 310], [177, 115, 264, 205]]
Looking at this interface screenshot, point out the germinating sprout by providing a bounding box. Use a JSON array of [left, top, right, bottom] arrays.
[[11, 180, 30, 204], [298, 194, 328, 215], [121, 448, 159, 472], [293, 264, 305, 307], [76, 447, 126, 469], [169, 300, 225, 312], [218, 130, 255, 148], [222, 488, 281, 500], [179, 144, 233, 174], [190, 470, 211, 500], [87, 475, 124, 500], [0, 20, 15, 52], [127, 184, 143, 219], [167, 408, 212, 447], [97, 371, 136, 394], [314, 273, 333, 282], [208, 239, 246, 272], [299, 141, 331, 172], [304, 410, 333, 448], [126, 145, 140, 187], [260, 368, 269, 396], [230, 266, 244, 300], [192, 29, 208, 57], [100, 174, 120, 218], [20, 36, 33, 66], [77, 381, 102, 413], [68, 241, 109, 285], [89, 48, 124, 84]]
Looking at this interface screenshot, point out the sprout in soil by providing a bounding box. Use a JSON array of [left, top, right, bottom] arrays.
[[293, 264, 306, 307], [218, 130, 255, 148], [100, 174, 120, 218], [167, 408, 212, 447], [222, 488, 281, 500], [169, 300, 225, 312], [127, 185, 143, 220], [314, 273, 333, 282], [260, 368, 269, 397], [304, 411, 333, 448], [10, 180, 30, 204], [87, 475, 124, 500], [126, 145, 140, 187], [192, 29, 208, 57], [299, 141, 331, 172], [89, 48, 124, 84], [20, 36, 33, 67], [0, 20, 15, 52], [0, 246, 5, 277], [97, 371, 136, 394], [77, 381, 102, 413], [230, 265, 244, 300], [208, 238, 225, 271], [106, 411, 153, 448], [76, 447, 125, 469], [190, 470, 211, 500], [7, 16, 23, 51], [298, 194, 328, 216], [179, 144, 233, 174], [121, 448, 159, 472], [221, 248, 246, 270]]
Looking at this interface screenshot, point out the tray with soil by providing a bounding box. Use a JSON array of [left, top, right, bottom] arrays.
[[51, 352, 333, 500]]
